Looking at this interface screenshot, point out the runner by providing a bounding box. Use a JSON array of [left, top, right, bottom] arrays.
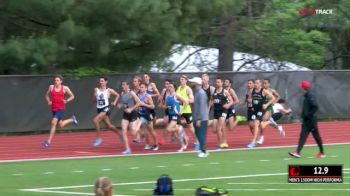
[[223, 79, 240, 147], [143, 73, 161, 122], [165, 81, 188, 152], [118, 81, 141, 155], [242, 79, 255, 135], [257, 78, 281, 144], [92, 77, 122, 147], [176, 75, 197, 150], [261, 99, 292, 136], [211, 78, 233, 149], [42, 75, 78, 147], [247, 79, 275, 148], [132, 76, 143, 143], [156, 79, 172, 145], [137, 83, 159, 151]]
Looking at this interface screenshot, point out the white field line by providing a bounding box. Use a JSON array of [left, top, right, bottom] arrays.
[[21, 172, 288, 191], [133, 188, 350, 191], [20, 169, 350, 194], [3, 142, 350, 163], [20, 189, 133, 196]]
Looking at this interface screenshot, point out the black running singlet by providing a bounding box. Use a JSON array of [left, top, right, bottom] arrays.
[[252, 88, 265, 111], [212, 88, 228, 111]]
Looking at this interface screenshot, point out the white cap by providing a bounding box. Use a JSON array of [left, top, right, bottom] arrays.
[[189, 77, 202, 85]]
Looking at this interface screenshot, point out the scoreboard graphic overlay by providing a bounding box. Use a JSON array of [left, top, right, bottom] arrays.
[[288, 165, 343, 183]]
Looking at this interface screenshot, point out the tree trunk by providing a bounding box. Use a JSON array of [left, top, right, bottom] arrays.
[[218, 9, 236, 71]]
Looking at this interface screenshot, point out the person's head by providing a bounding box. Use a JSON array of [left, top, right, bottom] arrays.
[[247, 79, 254, 89], [99, 77, 108, 88], [168, 81, 177, 93], [224, 79, 232, 88], [263, 79, 270, 89], [216, 77, 223, 88], [300, 81, 311, 92], [121, 81, 130, 91], [95, 177, 113, 196], [54, 75, 63, 86], [277, 98, 286, 104], [164, 79, 172, 91], [201, 74, 209, 85], [254, 79, 262, 89], [143, 73, 151, 83], [189, 77, 202, 90], [179, 75, 188, 86], [133, 76, 142, 88], [140, 83, 148, 93]]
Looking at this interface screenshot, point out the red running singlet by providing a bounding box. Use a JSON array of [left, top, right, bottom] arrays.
[[51, 86, 65, 111]]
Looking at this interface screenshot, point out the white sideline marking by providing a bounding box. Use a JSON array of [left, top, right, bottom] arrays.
[[134, 188, 349, 191], [20, 170, 350, 195], [259, 160, 270, 162], [101, 169, 112, 171], [307, 156, 314, 159], [156, 165, 167, 168], [284, 158, 291, 160], [43, 172, 54, 175], [183, 163, 193, 166], [12, 173, 24, 176], [209, 162, 220, 165], [344, 172, 350, 174], [235, 161, 245, 163], [20, 189, 133, 196], [129, 167, 139, 170], [21, 172, 288, 191], [344, 177, 350, 179], [331, 155, 339, 158], [4, 142, 350, 163], [72, 170, 84, 173]]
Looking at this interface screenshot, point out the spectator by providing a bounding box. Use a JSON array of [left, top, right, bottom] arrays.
[[95, 177, 113, 196]]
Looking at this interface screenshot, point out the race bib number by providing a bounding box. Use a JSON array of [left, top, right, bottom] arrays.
[[257, 112, 263, 116], [221, 113, 227, 118], [252, 115, 256, 120], [98, 99, 106, 106], [214, 99, 220, 104]]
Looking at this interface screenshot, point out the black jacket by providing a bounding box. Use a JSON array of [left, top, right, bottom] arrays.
[[301, 91, 318, 121]]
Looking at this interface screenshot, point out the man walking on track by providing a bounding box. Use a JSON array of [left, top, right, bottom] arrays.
[[42, 75, 78, 147], [289, 81, 325, 158], [189, 77, 209, 158]]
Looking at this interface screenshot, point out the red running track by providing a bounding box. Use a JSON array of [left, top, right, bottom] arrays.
[[0, 121, 349, 162]]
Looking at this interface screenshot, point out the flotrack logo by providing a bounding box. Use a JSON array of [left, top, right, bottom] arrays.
[[298, 9, 333, 15]]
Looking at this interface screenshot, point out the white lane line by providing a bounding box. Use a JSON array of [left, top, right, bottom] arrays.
[[101, 169, 112, 171], [235, 161, 245, 163], [284, 158, 291, 161], [209, 162, 220, 165], [12, 173, 24, 176], [259, 160, 270, 162], [331, 155, 339, 158], [307, 156, 314, 159], [72, 170, 84, 173], [156, 166, 168, 168], [43, 172, 54, 175], [129, 167, 139, 170], [183, 164, 193, 167], [5, 142, 350, 163]]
